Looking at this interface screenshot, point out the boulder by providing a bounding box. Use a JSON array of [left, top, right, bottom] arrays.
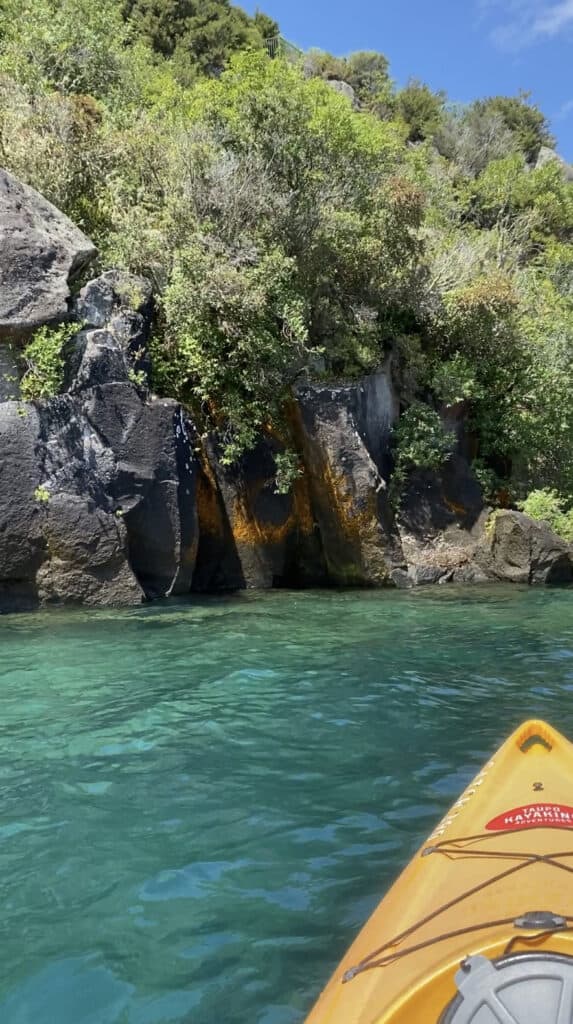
[[39, 388, 199, 601], [535, 147, 573, 182], [35, 494, 144, 606], [477, 510, 573, 585], [66, 328, 132, 393], [65, 273, 199, 599], [0, 399, 144, 611], [74, 270, 153, 329], [390, 568, 414, 590], [73, 270, 153, 386], [0, 169, 96, 338], [68, 271, 154, 392], [327, 80, 359, 108], [293, 371, 404, 585], [398, 455, 489, 583]]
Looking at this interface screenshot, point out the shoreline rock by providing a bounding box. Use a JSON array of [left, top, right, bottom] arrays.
[[1, 172, 571, 611]]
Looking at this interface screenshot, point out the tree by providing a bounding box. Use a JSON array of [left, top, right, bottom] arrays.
[[436, 103, 517, 177], [396, 78, 445, 143], [123, 0, 273, 76], [476, 93, 554, 163], [253, 9, 279, 43], [143, 53, 424, 453]]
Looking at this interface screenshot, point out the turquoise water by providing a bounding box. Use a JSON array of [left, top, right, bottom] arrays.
[[2, 587, 573, 1023]]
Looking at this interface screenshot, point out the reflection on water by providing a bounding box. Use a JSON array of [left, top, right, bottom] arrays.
[[1, 586, 573, 1023]]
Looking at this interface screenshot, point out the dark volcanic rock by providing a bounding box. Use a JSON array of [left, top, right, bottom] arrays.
[[477, 510, 573, 584], [0, 169, 96, 337], [40, 386, 199, 601], [36, 494, 144, 606], [0, 269, 199, 609], [400, 455, 484, 537], [72, 270, 153, 386], [294, 371, 404, 585], [67, 271, 154, 392], [89, 391, 199, 598], [67, 327, 132, 392], [0, 399, 143, 610], [0, 402, 45, 610], [74, 270, 153, 329], [0, 343, 20, 401]]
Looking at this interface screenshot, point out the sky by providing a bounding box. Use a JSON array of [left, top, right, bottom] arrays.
[[243, 0, 573, 161]]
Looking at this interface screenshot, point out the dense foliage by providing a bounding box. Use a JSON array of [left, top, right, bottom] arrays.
[[122, 0, 277, 81], [2, 0, 573, 506], [519, 490, 573, 542]]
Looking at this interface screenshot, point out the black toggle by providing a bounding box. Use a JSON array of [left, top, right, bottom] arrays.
[[514, 910, 566, 930]]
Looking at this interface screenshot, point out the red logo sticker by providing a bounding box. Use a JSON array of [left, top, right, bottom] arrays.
[[486, 803, 573, 831]]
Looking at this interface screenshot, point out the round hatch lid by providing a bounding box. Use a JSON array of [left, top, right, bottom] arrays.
[[440, 952, 573, 1023]]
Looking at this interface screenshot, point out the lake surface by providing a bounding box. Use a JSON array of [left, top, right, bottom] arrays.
[[1, 586, 573, 1023]]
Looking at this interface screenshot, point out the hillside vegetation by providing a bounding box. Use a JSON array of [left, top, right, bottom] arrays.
[[2, 0, 573, 516]]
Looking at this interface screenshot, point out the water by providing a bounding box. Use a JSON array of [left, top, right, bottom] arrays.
[[1, 587, 573, 1024]]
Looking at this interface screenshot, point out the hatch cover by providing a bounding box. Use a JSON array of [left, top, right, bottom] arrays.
[[439, 952, 573, 1023]]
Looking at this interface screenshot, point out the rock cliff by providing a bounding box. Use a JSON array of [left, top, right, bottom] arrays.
[[1, 173, 571, 609], [0, 270, 198, 611]]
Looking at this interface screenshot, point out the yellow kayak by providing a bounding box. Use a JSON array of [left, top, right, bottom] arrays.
[[304, 719, 573, 1024]]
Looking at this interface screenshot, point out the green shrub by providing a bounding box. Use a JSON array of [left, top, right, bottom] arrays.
[[273, 449, 302, 495], [3, 0, 573, 498], [519, 489, 573, 542], [20, 323, 77, 400], [34, 484, 51, 503], [123, 0, 272, 78], [393, 402, 456, 491], [430, 354, 483, 405]]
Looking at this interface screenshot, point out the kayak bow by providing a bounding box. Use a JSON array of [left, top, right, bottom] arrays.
[[304, 719, 573, 1024]]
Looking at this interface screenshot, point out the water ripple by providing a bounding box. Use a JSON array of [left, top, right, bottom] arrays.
[[1, 586, 573, 1022]]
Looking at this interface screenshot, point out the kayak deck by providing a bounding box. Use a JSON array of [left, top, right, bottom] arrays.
[[304, 720, 573, 1024]]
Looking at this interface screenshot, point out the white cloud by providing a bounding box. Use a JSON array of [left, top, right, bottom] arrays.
[[555, 98, 573, 120], [533, 0, 573, 34], [482, 0, 573, 49]]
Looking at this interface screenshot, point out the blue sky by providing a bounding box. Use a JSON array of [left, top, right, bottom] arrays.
[[243, 0, 573, 160]]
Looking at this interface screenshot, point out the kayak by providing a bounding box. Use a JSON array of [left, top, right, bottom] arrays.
[[304, 719, 573, 1024]]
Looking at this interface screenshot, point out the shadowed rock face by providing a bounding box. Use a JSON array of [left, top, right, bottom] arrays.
[[0, 169, 96, 337], [193, 433, 325, 591], [35, 493, 144, 607], [397, 456, 490, 585]]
